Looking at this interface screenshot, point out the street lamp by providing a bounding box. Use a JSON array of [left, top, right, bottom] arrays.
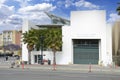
[[40, 35, 44, 65]]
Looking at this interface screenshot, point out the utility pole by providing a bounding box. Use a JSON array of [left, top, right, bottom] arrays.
[[40, 35, 44, 65]]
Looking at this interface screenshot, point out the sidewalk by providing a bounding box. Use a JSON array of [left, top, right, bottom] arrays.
[[21, 64, 120, 73], [0, 63, 120, 73]]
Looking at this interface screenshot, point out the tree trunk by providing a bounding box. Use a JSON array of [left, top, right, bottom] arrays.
[[28, 51, 31, 64], [27, 45, 33, 65]]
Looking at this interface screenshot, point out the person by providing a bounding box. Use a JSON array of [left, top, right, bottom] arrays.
[[16, 60, 20, 67], [11, 62, 15, 68], [6, 56, 8, 61], [16, 56, 19, 60], [48, 59, 51, 65]]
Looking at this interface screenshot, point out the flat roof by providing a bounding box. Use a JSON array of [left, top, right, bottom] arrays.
[[36, 24, 63, 28]]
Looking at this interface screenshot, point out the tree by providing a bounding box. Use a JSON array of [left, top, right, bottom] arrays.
[[45, 28, 62, 66], [34, 29, 47, 51], [117, 3, 120, 15], [4, 44, 20, 51], [22, 29, 38, 64], [22, 28, 62, 66]]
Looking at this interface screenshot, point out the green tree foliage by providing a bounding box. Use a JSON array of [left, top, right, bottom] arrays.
[[22, 29, 38, 64], [34, 29, 47, 51], [117, 3, 120, 15], [22, 28, 62, 65], [23, 29, 38, 51], [45, 28, 62, 65]]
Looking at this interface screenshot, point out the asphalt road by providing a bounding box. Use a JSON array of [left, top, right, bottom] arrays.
[[0, 68, 120, 80]]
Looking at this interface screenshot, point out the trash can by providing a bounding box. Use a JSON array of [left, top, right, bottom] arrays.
[[48, 60, 51, 65]]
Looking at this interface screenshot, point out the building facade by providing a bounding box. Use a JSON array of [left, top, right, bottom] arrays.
[[0, 30, 22, 53], [112, 20, 120, 56], [2, 30, 21, 46], [0, 33, 3, 47], [0, 34, 3, 53], [22, 10, 113, 66], [112, 20, 120, 65], [62, 10, 112, 66]]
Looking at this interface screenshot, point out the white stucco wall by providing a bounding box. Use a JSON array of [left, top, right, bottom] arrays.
[[22, 19, 39, 62], [22, 19, 62, 64], [31, 51, 62, 64], [106, 23, 113, 65], [22, 19, 29, 61], [22, 10, 112, 66], [62, 10, 112, 66]]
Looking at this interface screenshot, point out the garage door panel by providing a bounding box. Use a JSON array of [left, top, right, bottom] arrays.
[[73, 39, 99, 64]]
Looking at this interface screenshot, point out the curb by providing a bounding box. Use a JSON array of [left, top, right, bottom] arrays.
[[0, 65, 120, 73]]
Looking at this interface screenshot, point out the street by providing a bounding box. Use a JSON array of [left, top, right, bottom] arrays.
[[0, 68, 120, 80]]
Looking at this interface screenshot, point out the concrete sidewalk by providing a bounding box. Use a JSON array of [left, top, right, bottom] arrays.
[[0, 63, 120, 73], [21, 64, 120, 73]]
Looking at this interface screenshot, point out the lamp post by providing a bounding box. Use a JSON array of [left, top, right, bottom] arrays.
[[40, 35, 44, 65]]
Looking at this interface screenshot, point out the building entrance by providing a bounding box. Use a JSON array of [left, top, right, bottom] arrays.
[[73, 39, 99, 64], [34, 55, 42, 64]]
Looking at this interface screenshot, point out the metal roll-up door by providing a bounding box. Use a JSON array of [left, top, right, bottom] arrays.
[[73, 39, 99, 64]]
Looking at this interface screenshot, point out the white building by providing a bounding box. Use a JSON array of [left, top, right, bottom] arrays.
[[22, 10, 113, 66]]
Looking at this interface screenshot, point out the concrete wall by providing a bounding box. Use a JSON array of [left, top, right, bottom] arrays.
[[31, 51, 62, 64], [62, 10, 112, 66], [22, 19, 46, 62], [22, 10, 112, 66], [22, 19, 29, 61], [106, 24, 113, 65], [112, 20, 120, 56]]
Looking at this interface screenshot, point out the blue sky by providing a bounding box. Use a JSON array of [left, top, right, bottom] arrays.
[[0, 0, 120, 33]]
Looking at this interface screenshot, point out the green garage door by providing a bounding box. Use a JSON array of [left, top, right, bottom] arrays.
[[73, 39, 99, 64]]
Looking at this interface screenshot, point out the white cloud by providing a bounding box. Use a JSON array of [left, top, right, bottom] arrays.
[[58, 0, 100, 9], [57, 1, 64, 7], [0, 23, 21, 33], [22, 12, 51, 24], [43, 0, 55, 2], [0, 2, 55, 32], [0, 5, 15, 20], [6, 14, 22, 25], [0, 0, 6, 4], [74, 0, 100, 9], [57, 0, 74, 8], [107, 13, 120, 23], [65, 0, 73, 8], [18, 3, 56, 24], [0, 3, 21, 32], [18, 3, 56, 13], [14, 0, 31, 7]]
